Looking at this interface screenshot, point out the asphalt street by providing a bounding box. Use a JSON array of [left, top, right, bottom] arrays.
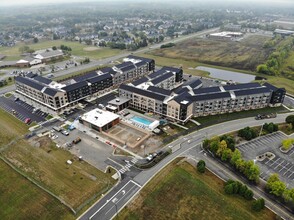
[[80, 112, 293, 220], [80, 178, 141, 220]]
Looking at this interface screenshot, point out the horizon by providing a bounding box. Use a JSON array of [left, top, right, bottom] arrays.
[[1, 0, 294, 7]]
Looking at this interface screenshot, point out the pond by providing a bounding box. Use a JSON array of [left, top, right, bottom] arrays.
[[196, 66, 256, 83]]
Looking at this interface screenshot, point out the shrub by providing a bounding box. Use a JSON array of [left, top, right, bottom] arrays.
[[252, 198, 265, 211], [197, 160, 206, 173]]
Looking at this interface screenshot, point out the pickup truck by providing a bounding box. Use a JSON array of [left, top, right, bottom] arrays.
[[255, 113, 277, 120]]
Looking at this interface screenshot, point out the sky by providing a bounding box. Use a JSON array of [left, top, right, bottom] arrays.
[[0, 0, 293, 6]]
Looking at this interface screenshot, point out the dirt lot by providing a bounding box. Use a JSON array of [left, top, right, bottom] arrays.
[[150, 35, 271, 71], [106, 123, 149, 148]]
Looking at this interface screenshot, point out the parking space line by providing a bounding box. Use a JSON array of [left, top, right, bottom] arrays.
[[287, 172, 294, 179], [283, 165, 294, 176]]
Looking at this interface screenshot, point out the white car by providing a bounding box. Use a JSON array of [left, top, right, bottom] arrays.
[[187, 140, 191, 144], [146, 154, 153, 162]]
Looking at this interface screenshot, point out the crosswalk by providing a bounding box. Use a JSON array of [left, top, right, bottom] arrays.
[[118, 158, 138, 174]]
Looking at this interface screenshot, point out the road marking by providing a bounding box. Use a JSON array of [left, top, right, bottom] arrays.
[[104, 184, 138, 216], [89, 181, 139, 219]]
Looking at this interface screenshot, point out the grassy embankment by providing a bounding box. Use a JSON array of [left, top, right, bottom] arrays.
[[0, 108, 116, 218], [118, 159, 276, 220]]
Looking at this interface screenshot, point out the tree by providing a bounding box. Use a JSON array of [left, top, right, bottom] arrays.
[[33, 37, 38, 43], [224, 183, 234, 194], [52, 46, 57, 50], [266, 174, 286, 197], [197, 160, 206, 173], [235, 158, 246, 173], [216, 140, 227, 157], [269, 181, 286, 197], [238, 127, 257, 141], [203, 139, 210, 149], [210, 140, 219, 154], [281, 139, 294, 151], [220, 135, 235, 151], [252, 198, 265, 211], [230, 149, 241, 166], [221, 148, 232, 162], [244, 189, 254, 200], [286, 115, 294, 128]]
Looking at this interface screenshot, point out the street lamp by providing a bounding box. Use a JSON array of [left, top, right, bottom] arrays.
[[114, 203, 118, 219]]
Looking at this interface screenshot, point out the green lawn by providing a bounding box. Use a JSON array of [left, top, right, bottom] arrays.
[[118, 160, 275, 220], [0, 39, 123, 61], [0, 159, 74, 220]]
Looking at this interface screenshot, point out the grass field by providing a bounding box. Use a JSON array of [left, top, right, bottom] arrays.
[[0, 159, 74, 220], [0, 108, 116, 217], [0, 39, 123, 61], [118, 160, 276, 220], [150, 35, 271, 71], [137, 53, 294, 95]]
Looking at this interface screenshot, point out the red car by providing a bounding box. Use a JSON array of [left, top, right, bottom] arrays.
[[24, 118, 31, 124]]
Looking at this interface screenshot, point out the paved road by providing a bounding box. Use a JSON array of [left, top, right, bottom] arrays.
[[80, 177, 141, 220], [79, 112, 294, 220]]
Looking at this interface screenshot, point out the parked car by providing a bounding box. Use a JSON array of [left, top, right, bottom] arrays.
[[72, 137, 81, 144], [24, 118, 31, 124], [53, 126, 61, 132], [146, 154, 153, 162], [61, 130, 69, 136]]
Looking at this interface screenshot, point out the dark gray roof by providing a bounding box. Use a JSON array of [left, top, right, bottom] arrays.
[[127, 55, 154, 63], [15, 76, 44, 91], [99, 67, 117, 75], [132, 77, 149, 86], [87, 73, 112, 84], [26, 72, 38, 78], [174, 92, 193, 105], [120, 84, 166, 101], [185, 79, 202, 89], [263, 82, 285, 92], [148, 69, 167, 79], [234, 87, 271, 97], [134, 61, 147, 67], [151, 72, 174, 85], [162, 66, 182, 73], [121, 64, 136, 72], [63, 81, 89, 92], [73, 71, 98, 82], [147, 86, 172, 96], [193, 86, 221, 95], [43, 87, 58, 96], [116, 61, 133, 69], [189, 92, 231, 101], [33, 75, 52, 85], [223, 83, 261, 91], [173, 86, 190, 95]]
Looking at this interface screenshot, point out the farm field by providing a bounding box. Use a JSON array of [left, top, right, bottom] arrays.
[[118, 160, 276, 220], [0, 39, 123, 61], [0, 108, 116, 215], [150, 35, 271, 71]]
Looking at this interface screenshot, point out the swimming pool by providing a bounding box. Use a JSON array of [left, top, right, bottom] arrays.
[[130, 116, 153, 126]]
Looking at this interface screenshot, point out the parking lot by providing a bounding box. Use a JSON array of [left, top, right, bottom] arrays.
[[0, 96, 47, 124], [47, 124, 114, 171], [237, 131, 294, 187]]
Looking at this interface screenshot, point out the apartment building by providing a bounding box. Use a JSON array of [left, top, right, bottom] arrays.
[[14, 56, 154, 115], [118, 77, 285, 123]]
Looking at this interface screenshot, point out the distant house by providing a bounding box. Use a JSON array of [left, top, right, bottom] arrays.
[[34, 50, 64, 63], [15, 57, 42, 68]]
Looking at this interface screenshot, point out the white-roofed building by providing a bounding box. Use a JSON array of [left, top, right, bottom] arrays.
[[79, 108, 120, 132]]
